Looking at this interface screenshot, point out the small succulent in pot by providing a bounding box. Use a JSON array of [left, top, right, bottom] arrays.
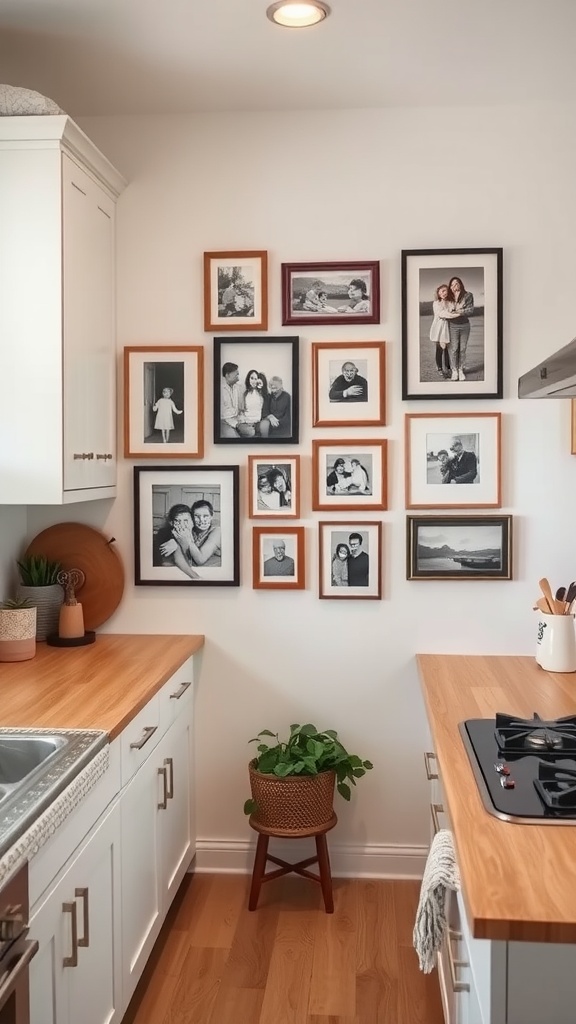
[[0, 596, 37, 662]]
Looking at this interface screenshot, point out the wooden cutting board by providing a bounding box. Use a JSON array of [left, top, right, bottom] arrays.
[[26, 523, 125, 630]]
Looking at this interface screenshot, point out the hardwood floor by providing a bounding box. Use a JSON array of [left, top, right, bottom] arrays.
[[122, 873, 444, 1024]]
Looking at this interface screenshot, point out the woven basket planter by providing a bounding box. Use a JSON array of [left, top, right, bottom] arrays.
[[248, 759, 336, 833]]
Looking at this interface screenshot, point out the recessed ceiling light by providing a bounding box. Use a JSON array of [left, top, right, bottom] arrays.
[[266, 1, 330, 28]]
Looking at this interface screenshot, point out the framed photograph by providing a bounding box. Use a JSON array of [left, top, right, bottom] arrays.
[[203, 250, 268, 332], [312, 439, 387, 511], [571, 400, 576, 455], [248, 455, 300, 519], [123, 346, 204, 459], [405, 412, 502, 509], [319, 521, 382, 599], [281, 261, 380, 326], [133, 465, 239, 586], [401, 248, 503, 400], [312, 341, 386, 427], [406, 514, 513, 580], [252, 526, 305, 590], [214, 336, 299, 444]]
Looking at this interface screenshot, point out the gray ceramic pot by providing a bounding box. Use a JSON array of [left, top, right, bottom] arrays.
[[18, 584, 64, 641]]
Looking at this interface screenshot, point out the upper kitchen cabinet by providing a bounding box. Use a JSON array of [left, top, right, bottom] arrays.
[[0, 116, 127, 504]]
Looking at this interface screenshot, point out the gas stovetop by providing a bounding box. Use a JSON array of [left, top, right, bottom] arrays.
[[460, 713, 576, 824]]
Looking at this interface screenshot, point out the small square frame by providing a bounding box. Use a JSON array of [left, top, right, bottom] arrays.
[[282, 261, 380, 326], [124, 346, 204, 458], [312, 439, 387, 511], [312, 341, 386, 427], [405, 411, 502, 509], [319, 521, 382, 599], [248, 455, 300, 519], [214, 336, 299, 444], [406, 514, 513, 580], [253, 526, 305, 590], [134, 465, 239, 586], [203, 250, 268, 331]]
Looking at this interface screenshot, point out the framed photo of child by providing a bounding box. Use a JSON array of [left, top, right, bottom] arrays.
[[124, 346, 204, 458], [248, 455, 300, 519]]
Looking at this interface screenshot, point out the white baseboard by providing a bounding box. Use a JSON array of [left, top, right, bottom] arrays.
[[194, 837, 427, 879]]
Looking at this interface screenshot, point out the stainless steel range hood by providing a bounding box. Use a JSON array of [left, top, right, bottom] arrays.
[[518, 337, 576, 398]]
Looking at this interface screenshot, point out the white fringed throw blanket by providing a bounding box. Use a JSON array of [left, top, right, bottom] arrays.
[[413, 829, 461, 973]]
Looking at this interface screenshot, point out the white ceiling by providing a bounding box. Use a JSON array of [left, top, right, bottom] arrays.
[[0, 0, 575, 117]]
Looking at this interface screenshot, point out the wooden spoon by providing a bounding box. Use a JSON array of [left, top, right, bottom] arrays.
[[539, 577, 563, 615], [533, 597, 553, 614]]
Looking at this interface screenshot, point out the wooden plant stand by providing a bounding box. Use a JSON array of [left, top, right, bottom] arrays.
[[248, 813, 337, 913]]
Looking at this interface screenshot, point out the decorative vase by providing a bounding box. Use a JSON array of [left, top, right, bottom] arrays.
[[18, 583, 64, 641], [0, 606, 37, 662], [248, 760, 336, 834]]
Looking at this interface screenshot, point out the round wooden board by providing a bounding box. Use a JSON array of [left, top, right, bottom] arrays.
[[26, 524, 125, 630]]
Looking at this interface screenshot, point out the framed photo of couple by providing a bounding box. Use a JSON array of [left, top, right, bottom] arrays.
[[281, 261, 380, 326], [133, 465, 240, 586], [312, 439, 387, 512], [406, 514, 513, 581], [401, 248, 503, 400], [252, 526, 305, 590], [248, 455, 300, 519], [319, 521, 382, 599], [312, 341, 386, 427], [203, 250, 268, 332], [405, 412, 502, 509], [123, 346, 204, 459], [214, 336, 299, 445]]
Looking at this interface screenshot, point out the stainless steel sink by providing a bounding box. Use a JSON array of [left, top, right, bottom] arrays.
[[0, 728, 108, 859]]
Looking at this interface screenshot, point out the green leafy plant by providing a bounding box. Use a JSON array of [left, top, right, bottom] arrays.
[[244, 722, 373, 815], [1, 596, 35, 610], [17, 555, 62, 587]]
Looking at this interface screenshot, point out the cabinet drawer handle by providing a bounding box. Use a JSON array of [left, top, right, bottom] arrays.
[[424, 751, 439, 780], [62, 901, 78, 967], [95, 453, 113, 461], [447, 928, 470, 993], [158, 765, 168, 809], [431, 803, 444, 835], [73, 452, 94, 460], [164, 757, 174, 800], [75, 887, 89, 948], [130, 725, 157, 750], [170, 680, 192, 700]]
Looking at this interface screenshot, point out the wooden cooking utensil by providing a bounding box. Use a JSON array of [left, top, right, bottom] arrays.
[[539, 577, 563, 615], [533, 597, 553, 614]]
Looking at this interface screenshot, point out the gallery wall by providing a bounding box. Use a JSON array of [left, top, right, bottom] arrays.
[[24, 103, 576, 874]]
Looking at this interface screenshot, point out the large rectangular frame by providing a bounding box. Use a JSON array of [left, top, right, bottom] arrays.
[[248, 455, 300, 519], [124, 345, 204, 459], [214, 336, 299, 444], [203, 250, 268, 332], [405, 411, 502, 509], [401, 248, 503, 400], [282, 261, 380, 326], [134, 465, 239, 586], [312, 341, 386, 427], [319, 521, 382, 599], [252, 526, 305, 590], [312, 439, 387, 511], [406, 514, 513, 580]]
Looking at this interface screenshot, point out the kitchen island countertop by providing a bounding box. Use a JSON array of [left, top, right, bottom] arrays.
[[418, 654, 576, 944]]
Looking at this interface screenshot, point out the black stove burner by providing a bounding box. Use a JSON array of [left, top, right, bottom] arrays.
[[534, 762, 576, 810], [495, 712, 576, 754]]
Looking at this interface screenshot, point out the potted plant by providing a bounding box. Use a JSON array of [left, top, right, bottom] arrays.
[[17, 555, 63, 641], [0, 597, 37, 662], [244, 723, 373, 833]]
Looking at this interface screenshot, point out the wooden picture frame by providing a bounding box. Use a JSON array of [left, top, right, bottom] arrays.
[[319, 521, 382, 599], [123, 346, 204, 459], [214, 336, 299, 444], [312, 439, 387, 511], [248, 455, 300, 519], [312, 341, 386, 427], [406, 514, 513, 580], [401, 248, 503, 400], [203, 250, 268, 332], [281, 261, 380, 326], [405, 411, 502, 509], [252, 526, 305, 590], [133, 465, 239, 586]]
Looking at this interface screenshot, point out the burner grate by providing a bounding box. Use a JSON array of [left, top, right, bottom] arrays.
[[495, 712, 576, 754], [534, 762, 576, 811]]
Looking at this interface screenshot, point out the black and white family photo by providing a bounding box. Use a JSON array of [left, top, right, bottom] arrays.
[[319, 521, 382, 599], [407, 515, 512, 580], [252, 526, 305, 590], [405, 412, 501, 510], [248, 455, 300, 519], [326, 454, 372, 496], [329, 530, 370, 587], [282, 261, 380, 326], [214, 337, 299, 444], [123, 346, 204, 459], [313, 440, 387, 511], [204, 251, 267, 331], [312, 341, 386, 428], [419, 266, 484, 384], [426, 433, 480, 485], [145, 362, 184, 445]]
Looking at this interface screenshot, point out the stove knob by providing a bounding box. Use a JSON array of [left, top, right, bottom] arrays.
[[500, 776, 516, 789], [494, 763, 510, 775]]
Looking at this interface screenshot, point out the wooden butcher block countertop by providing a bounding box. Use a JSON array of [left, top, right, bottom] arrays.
[[0, 634, 205, 740], [417, 654, 576, 944]]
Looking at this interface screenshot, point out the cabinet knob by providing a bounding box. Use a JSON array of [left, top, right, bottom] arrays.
[[73, 452, 94, 460]]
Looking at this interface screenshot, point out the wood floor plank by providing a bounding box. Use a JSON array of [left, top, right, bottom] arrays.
[[308, 881, 357, 1017], [355, 969, 397, 1024], [392, 879, 422, 947], [208, 985, 265, 1024], [355, 879, 398, 975], [185, 874, 248, 948], [258, 909, 318, 1024], [168, 946, 228, 1024], [396, 946, 444, 1024], [219, 881, 283, 988]]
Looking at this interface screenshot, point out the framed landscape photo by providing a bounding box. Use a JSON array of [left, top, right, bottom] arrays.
[[248, 455, 300, 519], [124, 346, 204, 459], [312, 341, 386, 427], [406, 514, 513, 581], [405, 412, 502, 509], [203, 250, 268, 332], [319, 521, 382, 599], [401, 248, 503, 400], [134, 465, 239, 586], [253, 526, 305, 590], [281, 261, 380, 326], [214, 336, 299, 444], [312, 439, 387, 511]]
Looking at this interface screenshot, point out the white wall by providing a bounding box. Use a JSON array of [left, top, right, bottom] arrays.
[[24, 105, 576, 873], [0, 508, 29, 600]]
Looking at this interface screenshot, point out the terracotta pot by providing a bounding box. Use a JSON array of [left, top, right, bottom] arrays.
[[18, 583, 64, 641], [248, 760, 336, 834], [0, 606, 37, 661]]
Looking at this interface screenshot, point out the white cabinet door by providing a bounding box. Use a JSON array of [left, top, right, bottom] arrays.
[[158, 708, 194, 908]]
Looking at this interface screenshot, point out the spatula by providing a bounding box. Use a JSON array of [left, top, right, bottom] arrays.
[[539, 577, 562, 615]]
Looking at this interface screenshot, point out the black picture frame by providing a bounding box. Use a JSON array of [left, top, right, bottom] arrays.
[[406, 514, 513, 580], [282, 261, 380, 326], [214, 336, 299, 444], [134, 465, 239, 586], [401, 248, 503, 400]]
